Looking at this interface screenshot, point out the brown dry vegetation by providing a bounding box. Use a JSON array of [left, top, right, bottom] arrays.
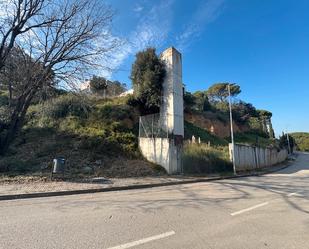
[[185, 112, 250, 138]]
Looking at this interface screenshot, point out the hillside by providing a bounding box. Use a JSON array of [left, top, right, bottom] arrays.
[[0, 89, 276, 177], [290, 132, 309, 152], [185, 112, 250, 138], [0, 93, 164, 177]]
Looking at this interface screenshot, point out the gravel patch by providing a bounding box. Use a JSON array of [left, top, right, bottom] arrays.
[[0, 176, 201, 196]]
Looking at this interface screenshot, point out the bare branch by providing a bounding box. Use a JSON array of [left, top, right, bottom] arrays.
[[0, 0, 123, 154]]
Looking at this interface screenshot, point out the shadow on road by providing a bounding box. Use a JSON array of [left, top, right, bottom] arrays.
[[51, 152, 309, 215]]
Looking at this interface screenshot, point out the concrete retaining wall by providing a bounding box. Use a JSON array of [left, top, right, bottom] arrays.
[[229, 143, 288, 171], [139, 137, 182, 174]]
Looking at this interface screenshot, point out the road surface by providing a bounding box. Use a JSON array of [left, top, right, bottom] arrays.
[[1, 152, 308, 249]]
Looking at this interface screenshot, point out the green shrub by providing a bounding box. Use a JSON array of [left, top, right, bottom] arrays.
[[233, 132, 274, 147], [130, 47, 166, 115], [182, 143, 232, 174], [114, 132, 138, 155], [0, 158, 36, 173], [215, 112, 229, 124], [79, 131, 138, 157], [290, 132, 309, 152], [44, 94, 91, 119], [98, 103, 132, 121], [0, 91, 9, 106], [0, 106, 11, 125], [213, 102, 229, 112], [58, 116, 82, 132], [298, 140, 309, 152], [248, 117, 263, 132]]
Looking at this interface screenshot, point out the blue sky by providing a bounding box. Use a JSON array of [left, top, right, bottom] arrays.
[[104, 0, 309, 135]]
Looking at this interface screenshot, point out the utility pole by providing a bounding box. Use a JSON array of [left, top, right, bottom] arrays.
[[286, 132, 291, 154], [228, 84, 236, 175]]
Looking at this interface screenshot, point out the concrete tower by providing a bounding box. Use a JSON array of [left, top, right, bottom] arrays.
[[160, 47, 184, 137], [138, 47, 184, 174]]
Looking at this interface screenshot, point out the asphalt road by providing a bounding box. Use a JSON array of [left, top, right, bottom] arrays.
[[1, 152, 308, 249]]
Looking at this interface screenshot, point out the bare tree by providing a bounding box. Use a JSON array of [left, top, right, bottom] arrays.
[[0, 0, 56, 70], [0, 0, 121, 155]]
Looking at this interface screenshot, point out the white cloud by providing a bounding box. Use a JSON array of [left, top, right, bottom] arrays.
[[101, 0, 224, 79], [176, 0, 225, 51], [104, 0, 174, 79], [133, 4, 144, 12]]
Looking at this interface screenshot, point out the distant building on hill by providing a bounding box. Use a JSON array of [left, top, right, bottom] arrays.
[[119, 89, 134, 97], [79, 80, 91, 92]]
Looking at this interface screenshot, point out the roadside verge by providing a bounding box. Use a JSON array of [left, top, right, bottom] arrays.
[[0, 161, 291, 201]]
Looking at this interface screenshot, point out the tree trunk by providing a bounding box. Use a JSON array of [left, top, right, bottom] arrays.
[[0, 90, 34, 155], [8, 82, 12, 106]]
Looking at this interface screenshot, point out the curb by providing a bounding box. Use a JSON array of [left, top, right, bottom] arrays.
[[0, 163, 291, 201]]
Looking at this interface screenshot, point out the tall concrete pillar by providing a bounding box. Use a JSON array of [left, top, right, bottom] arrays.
[[138, 47, 184, 174], [160, 47, 184, 137]]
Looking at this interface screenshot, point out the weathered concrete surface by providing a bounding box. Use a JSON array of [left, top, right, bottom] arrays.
[[0, 152, 308, 249], [139, 138, 170, 170], [139, 137, 181, 174], [139, 47, 184, 174], [160, 47, 184, 137], [230, 143, 288, 171]]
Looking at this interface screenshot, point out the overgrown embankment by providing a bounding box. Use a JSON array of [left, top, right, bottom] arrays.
[[0, 90, 276, 178], [0, 93, 165, 177]]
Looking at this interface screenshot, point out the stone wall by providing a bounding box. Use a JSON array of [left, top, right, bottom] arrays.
[[229, 143, 288, 171]]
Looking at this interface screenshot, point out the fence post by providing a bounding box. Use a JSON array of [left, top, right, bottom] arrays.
[[139, 116, 141, 138], [152, 115, 154, 138]]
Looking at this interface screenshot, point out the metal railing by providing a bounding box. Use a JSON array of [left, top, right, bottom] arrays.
[[139, 113, 169, 138]]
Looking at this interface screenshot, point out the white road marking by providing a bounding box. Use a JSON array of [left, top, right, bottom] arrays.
[[231, 202, 269, 216], [107, 231, 176, 249], [287, 192, 302, 197], [270, 189, 290, 195]]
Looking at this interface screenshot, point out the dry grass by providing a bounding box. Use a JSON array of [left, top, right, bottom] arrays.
[[182, 142, 232, 174]]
